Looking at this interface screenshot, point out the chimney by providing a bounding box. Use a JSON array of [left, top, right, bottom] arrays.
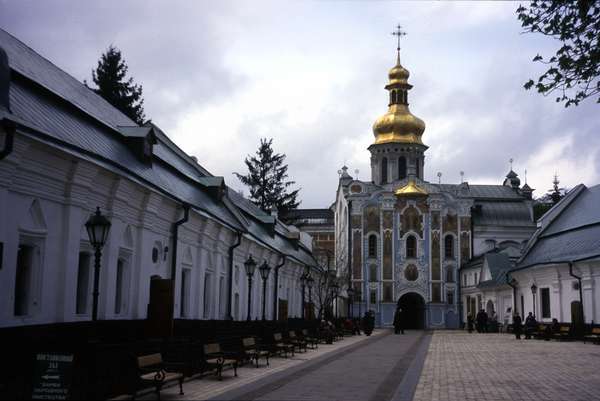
[[0, 47, 10, 111]]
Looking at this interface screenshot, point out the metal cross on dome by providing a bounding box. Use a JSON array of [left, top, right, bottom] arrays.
[[391, 24, 407, 52]]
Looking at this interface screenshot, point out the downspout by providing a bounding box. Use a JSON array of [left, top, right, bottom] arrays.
[[171, 204, 190, 296], [568, 261, 585, 323], [273, 255, 286, 321], [506, 272, 518, 315], [0, 119, 15, 161], [226, 231, 242, 320]]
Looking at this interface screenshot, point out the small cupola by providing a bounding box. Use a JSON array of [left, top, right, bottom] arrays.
[[117, 123, 157, 163]]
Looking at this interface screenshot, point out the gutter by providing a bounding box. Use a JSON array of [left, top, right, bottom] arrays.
[[226, 231, 242, 320], [0, 118, 15, 161], [171, 204, 190, 289], [272, 255, 286, 321]]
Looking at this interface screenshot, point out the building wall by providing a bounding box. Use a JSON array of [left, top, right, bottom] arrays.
[[0, 134, 306, 328]]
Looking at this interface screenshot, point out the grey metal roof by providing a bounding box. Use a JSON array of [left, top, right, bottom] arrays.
[[517, 184, 600, 268], [435, 183, 525, 200], [1, 28, 317, 267], [473, 201, 534, 227]]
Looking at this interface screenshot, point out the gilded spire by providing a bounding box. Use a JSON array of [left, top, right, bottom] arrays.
[[372, 26, 426, 147]]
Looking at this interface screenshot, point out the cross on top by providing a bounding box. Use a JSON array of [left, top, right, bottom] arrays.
[[391, 24, 407, 51]]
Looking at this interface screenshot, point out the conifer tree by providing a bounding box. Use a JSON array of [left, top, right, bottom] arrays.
[[234, 138, 301, 214], [89, 45, 146, 124]]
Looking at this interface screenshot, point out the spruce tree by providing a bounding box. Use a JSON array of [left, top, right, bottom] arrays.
[[234, 138, 301, 214], [89, 45, 146, 124]]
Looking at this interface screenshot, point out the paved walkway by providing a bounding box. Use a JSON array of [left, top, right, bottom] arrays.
[[145, 329, 430, 401], [413, 331, 600, 401]]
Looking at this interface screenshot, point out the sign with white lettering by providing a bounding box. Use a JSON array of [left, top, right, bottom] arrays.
[[31, 352, 74, 400]]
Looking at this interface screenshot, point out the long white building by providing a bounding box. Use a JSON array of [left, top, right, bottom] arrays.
[[0, 29, 318, 328]]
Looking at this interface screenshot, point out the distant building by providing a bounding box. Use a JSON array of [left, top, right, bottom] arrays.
[[0, 29, 318, 328]]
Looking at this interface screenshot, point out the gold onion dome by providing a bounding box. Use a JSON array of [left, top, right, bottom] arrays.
[[395, 178, 428, 197], [372, 55, 426, 146]]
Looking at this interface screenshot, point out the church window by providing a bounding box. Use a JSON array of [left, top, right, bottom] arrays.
[[406, 235, 417, 258], [369, 290, 377, 304], [383, 283, 393, 302], [369, 264, 377, 282], [398, 156, 407, 179], [391, 90, 397, 104], [432, 283, 442, 303], [203, 273, 212, 318], [368, 234, 377, 258], [404, 264, 418, 281], [447, 290, 454, 305], [76, 252, 91, 315], [541, 288, 551, 318], [444, 235, 454, 259], [415, 158, 420, 178], [14, 243, 37, 316], [381, 158, 388, 184], [446, 266, 455, 283], [180, 268, 191, 318], [115, 258, 127, 315]]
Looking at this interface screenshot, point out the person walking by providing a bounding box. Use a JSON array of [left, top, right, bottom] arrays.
[[393, 307, 404, 334], [513, 312, 523, 339], [525, 312, 537, 339]]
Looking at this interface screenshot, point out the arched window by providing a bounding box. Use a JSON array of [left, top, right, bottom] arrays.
[[381, 157, 388, 184], [398, 156, 407, 179], [406, 235, 417, 258], [391, 90, 397, 104], [368, 234, 377, 258], [446, 266, 455, 283], [444, 235, 454, 259]]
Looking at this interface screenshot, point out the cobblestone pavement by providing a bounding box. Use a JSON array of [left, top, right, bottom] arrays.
[[413, 331, 600, 401]]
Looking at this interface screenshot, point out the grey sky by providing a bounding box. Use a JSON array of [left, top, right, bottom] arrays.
[[1, 1, 598, 208]]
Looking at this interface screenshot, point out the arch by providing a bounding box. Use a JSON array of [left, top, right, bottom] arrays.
[[368, 234, 377, 258], [397, 292, 426, 329], [381, 157, 388, 184], [406, 235, 417, 258], [444, 234, 454, 259], [398, 156, 407, 180]]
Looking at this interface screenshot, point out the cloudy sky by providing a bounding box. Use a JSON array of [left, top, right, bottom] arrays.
[[1, 1, 598, 207]]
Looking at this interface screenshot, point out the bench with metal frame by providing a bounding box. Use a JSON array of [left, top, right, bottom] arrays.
[[242, 337, 270, 367], [203, 343, 238, 381], [137, 353, 184, 400], [272, 332, 295, 357]]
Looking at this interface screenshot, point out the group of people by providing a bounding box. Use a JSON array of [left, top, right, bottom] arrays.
[[466, 309, 498, 333]]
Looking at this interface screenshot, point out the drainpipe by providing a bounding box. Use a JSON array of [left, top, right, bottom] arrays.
[[226, 231, 242, 320], [506, 272, 518, 315], [171, 204, 190, 291], [568, 261, 585, 324], [272, 255, 286, 321], [0, 119, 15, 161]]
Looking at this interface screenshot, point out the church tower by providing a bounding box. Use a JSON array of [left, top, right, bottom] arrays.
[[368, 26, 427, 186]]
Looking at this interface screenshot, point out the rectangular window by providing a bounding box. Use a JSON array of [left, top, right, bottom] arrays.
[[180, 268, 191, 317], [14, 245, 35, 316], [541, 288, 551, 319], [76, 252, 91, 314], [431, 283, 441, 303], [382, 283, 393, 302]]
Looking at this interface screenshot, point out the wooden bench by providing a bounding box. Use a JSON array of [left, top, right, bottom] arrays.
[[203, 343, 238, 380], [137, 353, 184, 400], [288, 331, 308, 353], [532, 323, 548, 339], [301, 329, 319, 349], [242, 337, 270, 367], [584, 327, 600, 344], [553, 325, 572, 341], [273, 333, 295, 357]]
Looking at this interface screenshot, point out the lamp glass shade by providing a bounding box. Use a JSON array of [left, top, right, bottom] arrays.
[[306, 275, 314, 289], [259, 261, 271, 280], [85, 207, 111, 248], [244, 255, 257, 277]]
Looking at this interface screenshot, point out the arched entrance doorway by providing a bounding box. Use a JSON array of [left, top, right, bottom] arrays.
[[397, 292, 426, 329]]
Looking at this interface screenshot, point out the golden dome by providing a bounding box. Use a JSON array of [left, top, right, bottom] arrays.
[[372, 55, 426, 147], [395, 178, 428, 197]]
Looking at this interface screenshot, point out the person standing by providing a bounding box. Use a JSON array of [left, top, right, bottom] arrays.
[[513, 312, 523, 339], [525, 312, 537, 339], [393, 307, 404, 334]]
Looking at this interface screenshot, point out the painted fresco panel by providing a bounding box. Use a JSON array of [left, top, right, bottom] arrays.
[[383, 231, 393, 280], [382, 211, 394, 230], [363, 206, 380, 233], [431, 231, 441, 280], [401, 205, 423, 237], [431, 211, 440, 230], [443, 213, 458, 234]]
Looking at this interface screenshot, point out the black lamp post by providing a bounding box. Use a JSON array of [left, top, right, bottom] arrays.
[[244, 255, 257, 321], [259, 260, 271, 320], [306, 274, 314, 319], [531, 283, 538, 317], [347, 287, 355, 319], [85, 207, 112, 322]]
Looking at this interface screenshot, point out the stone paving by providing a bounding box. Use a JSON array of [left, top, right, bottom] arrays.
[[141, 330, 391, 401], [413, 331, 600, 401]]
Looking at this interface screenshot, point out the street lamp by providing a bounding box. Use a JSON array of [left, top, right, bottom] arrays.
[[306, 274, 314, 319], [85, 207, 112, 321], [244, 255, 257, 321], [259, 260, 271, 320], [531, 283, 538, 317], [347, 287, 355, 319]]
